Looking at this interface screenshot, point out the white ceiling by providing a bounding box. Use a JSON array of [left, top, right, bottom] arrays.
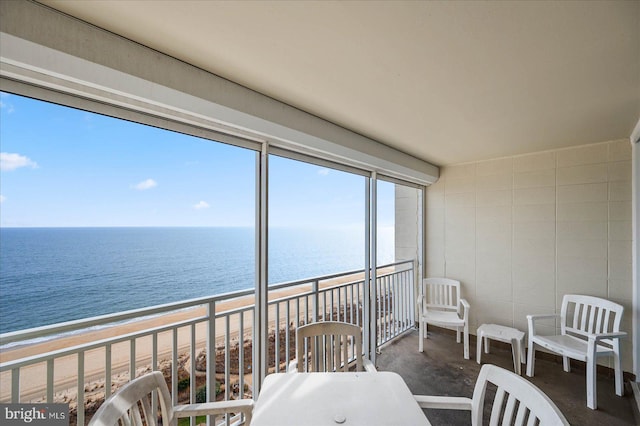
[[41, 1, 639, 166]]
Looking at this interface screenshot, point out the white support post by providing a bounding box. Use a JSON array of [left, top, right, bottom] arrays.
[[364, 178, 371, 359], [370, 173, 378, 362], [420, 187, 425, 278], [631, 119, 639, 382], [254, 144, 269, 396]]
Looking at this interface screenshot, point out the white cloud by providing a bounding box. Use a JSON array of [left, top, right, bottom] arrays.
[[0, 93, 15, 113], [318, 168, 330, 176], [132, 178, 157, 190], [0, 195, 5, 203], [193, 201, 210, 210], [0, 101, 14, 113], [0, 152, 38, 171]]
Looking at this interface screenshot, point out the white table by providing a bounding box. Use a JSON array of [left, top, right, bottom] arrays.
[[476, 323, 526, 375], [251, 372, 432, 426]]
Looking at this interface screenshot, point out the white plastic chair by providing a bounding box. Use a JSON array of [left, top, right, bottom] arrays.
[[414, 364, 569, 425], [287, 321, 377, 372], [418, 278, 470, 359], [527, 294, 626, 410], [88, 371, 253, 426]]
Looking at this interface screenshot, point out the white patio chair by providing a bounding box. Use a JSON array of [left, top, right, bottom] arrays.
[[414, 363, 569, 425], [418, 277, 470, 359], [88, 371, 253, 426], [527, 294, 626, 410], [287, 321, 377, 372]]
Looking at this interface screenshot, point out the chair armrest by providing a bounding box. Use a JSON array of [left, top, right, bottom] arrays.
[[363, 358, 378, 373], [413, 395, 473, 411], [589, 331, 627, 342], [526, 313, 559, 321], [173, 399, 254, 418], [459, 298, 470, 320], [527, 313, 559, 336], [585, 331, 627, 358]]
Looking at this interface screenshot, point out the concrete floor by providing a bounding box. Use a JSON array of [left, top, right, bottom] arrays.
[[376, 327, 637, 426]]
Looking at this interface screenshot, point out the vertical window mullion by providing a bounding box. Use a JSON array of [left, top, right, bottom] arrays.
[[254, 145, 269, 395]]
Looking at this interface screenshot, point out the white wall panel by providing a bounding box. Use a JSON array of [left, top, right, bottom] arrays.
[[425, 139, 634, 372]]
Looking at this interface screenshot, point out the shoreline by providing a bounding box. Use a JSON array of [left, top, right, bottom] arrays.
[[0, 308, 201, 353]]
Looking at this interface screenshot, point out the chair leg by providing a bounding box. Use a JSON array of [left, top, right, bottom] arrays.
[[563, 356, 571, 373], [456, 328, 461, 343], [463, 324, 469, 360], [419, 321, 424, 352], [586, 358, 597, 410], [614, 355, 624, 397], [526, 339, 535, 377], [484, 337, 490, 354], [510, 337, 521, 375], [476, 332, 482, 364]]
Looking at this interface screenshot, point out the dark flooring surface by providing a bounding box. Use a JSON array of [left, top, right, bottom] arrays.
[[375, 328, 637, 426]]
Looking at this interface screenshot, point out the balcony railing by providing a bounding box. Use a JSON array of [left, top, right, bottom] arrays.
[[0, 260, 415, 425]]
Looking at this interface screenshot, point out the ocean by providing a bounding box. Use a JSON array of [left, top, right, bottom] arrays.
[[0, 227, 393, 335]]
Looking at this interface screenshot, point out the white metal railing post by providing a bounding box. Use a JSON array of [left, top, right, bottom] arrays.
[[152, 332, 158, 423], [312, 280, 319, 323], [225, 317, 233, 426], [129, 339, 136, 380], [11, 368, 19, 403], [238, 312, 245, 402], [77, 351, 85, 426], [274, 304, 280, 371], [191, 324, 197, 405], [105, 344, 112, 399], [207, 300, 215, 426], [46, 359, 53, 402], [172, 330, 178, 405]]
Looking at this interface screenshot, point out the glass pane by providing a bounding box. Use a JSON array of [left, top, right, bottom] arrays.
[[376, 180, 395, 266], [0, 93, 256, 332], [268, 155, 366, 284]]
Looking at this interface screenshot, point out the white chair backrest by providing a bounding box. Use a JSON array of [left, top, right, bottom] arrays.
[[472, 364, 569, 425], [561, 294, 624, 347], [295, 321, 364, 372], [423, 278, 461, 311], [89, 371, 173, 426]]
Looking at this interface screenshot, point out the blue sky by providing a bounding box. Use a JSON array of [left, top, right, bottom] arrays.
[[0, 92, 394, 228]]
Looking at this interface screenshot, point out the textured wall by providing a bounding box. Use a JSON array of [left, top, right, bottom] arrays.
[[425, 139, 633, 371]]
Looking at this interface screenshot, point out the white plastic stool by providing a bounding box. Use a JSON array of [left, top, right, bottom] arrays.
[[476, 324, 526, 375]]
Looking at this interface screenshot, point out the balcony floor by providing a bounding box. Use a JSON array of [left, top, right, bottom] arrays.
[[376, 327, 637, 426]]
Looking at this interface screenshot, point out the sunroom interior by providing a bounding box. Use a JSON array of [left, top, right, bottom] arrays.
[[0, 1, 639, 425]]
